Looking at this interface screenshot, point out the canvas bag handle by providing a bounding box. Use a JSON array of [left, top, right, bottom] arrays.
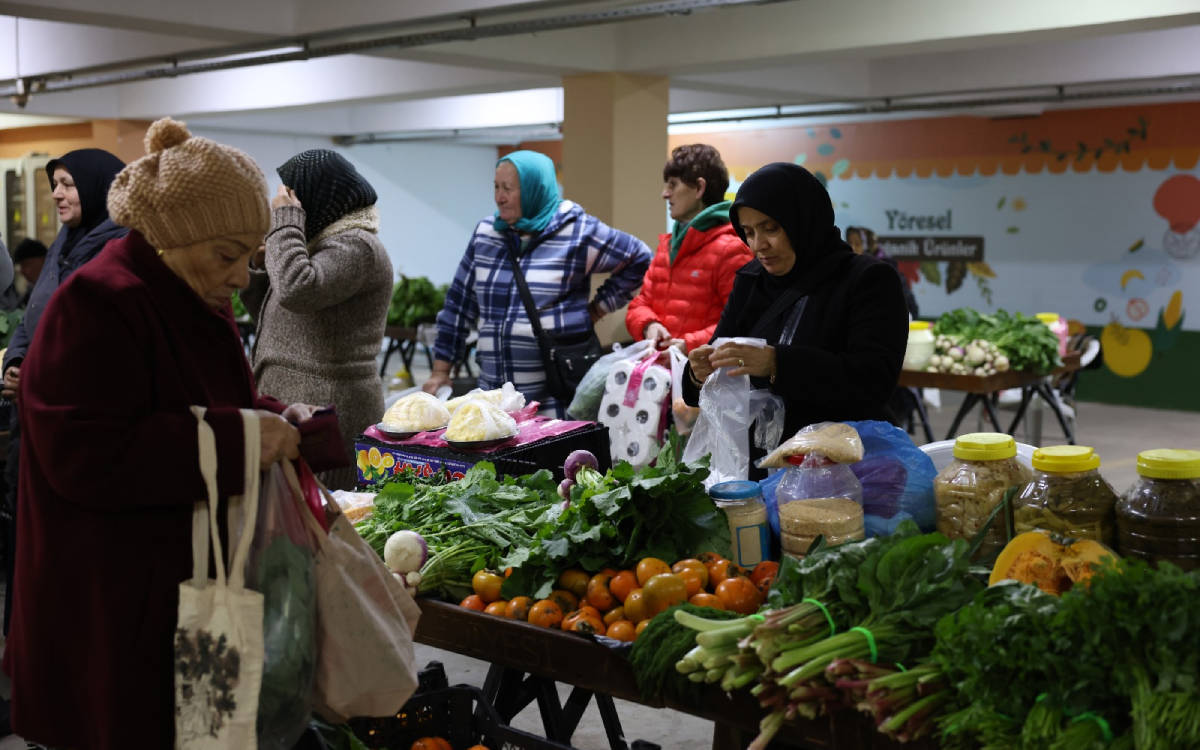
[[189, 407, 262, 590]]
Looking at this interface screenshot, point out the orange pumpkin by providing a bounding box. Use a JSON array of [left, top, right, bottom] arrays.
[[989, 531, 1116, 595]]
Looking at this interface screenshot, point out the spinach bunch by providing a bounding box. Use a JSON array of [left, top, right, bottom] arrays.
[[387, 275, 448, 327], [933, 307, 1063, 374], [501, 443, 730, 599]]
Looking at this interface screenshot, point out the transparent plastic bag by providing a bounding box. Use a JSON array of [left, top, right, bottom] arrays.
[[668, 346, 699, 435], [445, 381, 526, 415], [248, 463, 319, 750], [380, 391, 449, 432], [444, 399, 518, 442], [758, 421, 864, 468], [681, 337, 785, 487], [567, 340, 655, 420]]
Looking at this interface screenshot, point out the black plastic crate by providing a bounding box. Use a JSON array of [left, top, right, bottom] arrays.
[[348, 684, 576, 750]]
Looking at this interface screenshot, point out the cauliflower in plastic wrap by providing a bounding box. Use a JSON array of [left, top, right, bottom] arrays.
[[445, 382, 525, 414], [380, 391, 450, 433], [444, 399, 518, 443]]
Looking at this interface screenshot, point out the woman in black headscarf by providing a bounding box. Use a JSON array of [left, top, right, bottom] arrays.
[[242, 149, 393, 489], [1, 148, 127, 633], [683, 163, 908, 455]]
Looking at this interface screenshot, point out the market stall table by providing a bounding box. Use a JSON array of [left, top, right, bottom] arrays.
[[413, 598, 937, 750], [898, 351, 1081, 444], [380, 323, 476, 379]]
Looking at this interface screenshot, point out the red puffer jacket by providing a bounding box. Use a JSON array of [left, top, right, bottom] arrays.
[[625, 222, 753, 351]]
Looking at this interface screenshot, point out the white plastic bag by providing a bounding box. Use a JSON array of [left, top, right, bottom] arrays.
[[444, 399, 518, 442], [567, 340, 655, 420], [681, 337, 785, 487]]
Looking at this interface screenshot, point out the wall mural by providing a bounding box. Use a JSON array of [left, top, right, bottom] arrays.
[[670, 101, 1200, 410]]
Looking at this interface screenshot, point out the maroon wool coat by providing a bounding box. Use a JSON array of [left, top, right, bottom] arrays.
[[3, 231, 284, 749], [624, 222, 752, 351]]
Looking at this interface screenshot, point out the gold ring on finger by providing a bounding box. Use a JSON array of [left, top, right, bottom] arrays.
[[738, 358, 745, 367]]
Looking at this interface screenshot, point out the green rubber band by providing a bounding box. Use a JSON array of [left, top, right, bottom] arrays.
[[1035, 692, 1048, 703], [802, 597, 836, 637], [894, 663, 908, 672], [849, 626, 878, 664], [1070, 713, 1114, 742], [750, 614, 765, 623]]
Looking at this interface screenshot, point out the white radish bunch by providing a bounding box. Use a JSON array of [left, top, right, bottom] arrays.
[[926, 335, 1009, 376]]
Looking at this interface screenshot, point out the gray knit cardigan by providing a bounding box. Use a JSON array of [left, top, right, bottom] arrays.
[[244, 204, 393, 489]]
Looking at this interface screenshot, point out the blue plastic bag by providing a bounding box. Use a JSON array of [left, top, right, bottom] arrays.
[[759, 420, 936, 541], [845, 420, 936, 532]]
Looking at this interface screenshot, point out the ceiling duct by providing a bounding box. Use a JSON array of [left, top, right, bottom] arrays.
[[0, 0, 779, 100]]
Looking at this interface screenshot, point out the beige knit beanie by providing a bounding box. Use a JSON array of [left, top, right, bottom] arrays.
[[107, 117, 269, 249]]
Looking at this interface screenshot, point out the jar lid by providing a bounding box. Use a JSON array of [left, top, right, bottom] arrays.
[[909, 320, 931, 331], [953, 432, 1017, 461], [1033, 445, 1100, 473], [709, 480, 763, 501], [1136, 449, 1200, 479], [1036, 312, 1060, 324]]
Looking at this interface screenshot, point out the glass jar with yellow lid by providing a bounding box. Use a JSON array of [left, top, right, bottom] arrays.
[[1116, 449, 1200, 571], [903, 320, 935, 370], [1011, 445, 1118, 545], [934, 432, 1032, 559]]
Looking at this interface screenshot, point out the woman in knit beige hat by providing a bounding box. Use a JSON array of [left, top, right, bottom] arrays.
[[3, 117, 335, 749]]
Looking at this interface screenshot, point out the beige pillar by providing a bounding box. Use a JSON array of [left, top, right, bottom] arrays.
[[561, 73, 668, 346]]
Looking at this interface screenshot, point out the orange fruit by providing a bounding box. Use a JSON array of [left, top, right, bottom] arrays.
[[410, 739, 451, 750], [696, 551, 724, 565], [483, 600, 508, 616], [549, 588, 579, 613], [716, 576, 762, 615], [636, 557, 672, 586], [466, 746, 491, 750], [635, 619, 651, 637], [472, 570, 504, 603], [556, 568, 589, 599], [528, 599, 564, 628], [609, 570, 637, 603], [689, 592, 723, 609], [643, 573, 688, 618], [750, 560, 780, 587], [707, 559, 749, 588], [623, 588, 648, 622], [678, 571, 705, 598], [606, 619, 636, 642], [586, 572, 616, 611], [562, 609, 605, 635], [603, 606, 626, 625], [506, 596, 533, 621], [672, 559, 710, 589], [460, 594, 486, 611]]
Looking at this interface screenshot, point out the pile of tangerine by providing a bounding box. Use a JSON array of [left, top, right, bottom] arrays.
[[460, 553, 779, 641]]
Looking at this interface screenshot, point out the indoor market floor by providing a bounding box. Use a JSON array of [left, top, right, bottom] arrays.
[[0, 371, 1195, 748]]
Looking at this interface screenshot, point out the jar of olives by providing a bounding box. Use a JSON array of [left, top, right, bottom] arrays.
[[1116, 449, 1200, 571], [1011, 445, 1118, 545]]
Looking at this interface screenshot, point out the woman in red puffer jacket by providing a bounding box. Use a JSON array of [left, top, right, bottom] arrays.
[[626, 144, 752, 351]]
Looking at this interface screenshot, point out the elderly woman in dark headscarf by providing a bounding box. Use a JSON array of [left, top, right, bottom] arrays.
[[684, 163, 909, 462], [242, 148, 393, 489], [1, 149, 128, 633]]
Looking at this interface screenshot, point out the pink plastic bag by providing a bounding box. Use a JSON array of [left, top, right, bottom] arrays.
[[295, 459, 331, 533]]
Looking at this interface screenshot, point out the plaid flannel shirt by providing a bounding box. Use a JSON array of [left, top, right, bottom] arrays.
[[434, 201, 652, 411]]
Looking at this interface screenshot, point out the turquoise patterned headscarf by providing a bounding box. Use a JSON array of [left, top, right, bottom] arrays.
[[493, 150, 561, 235]]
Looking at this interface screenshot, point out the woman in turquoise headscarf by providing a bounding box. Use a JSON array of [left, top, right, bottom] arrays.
[[425, 150, 652, 414]]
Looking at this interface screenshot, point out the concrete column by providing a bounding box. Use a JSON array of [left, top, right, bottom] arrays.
[[561, 73, 668, 345]]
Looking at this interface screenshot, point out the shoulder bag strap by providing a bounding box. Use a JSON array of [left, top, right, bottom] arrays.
[[505, 244, 554, 355], [748, 286, 807, 340]]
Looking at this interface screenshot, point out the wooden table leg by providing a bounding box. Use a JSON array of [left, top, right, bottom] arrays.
[[944, 393, 980, 439]]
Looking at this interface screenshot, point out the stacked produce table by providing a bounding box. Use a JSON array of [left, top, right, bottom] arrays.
[[414, 598, 935, 750]]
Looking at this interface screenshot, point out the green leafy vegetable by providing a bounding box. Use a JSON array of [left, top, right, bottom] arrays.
[[388, 275, 448, 327], [628, 603, 740, 703], [933, 307, 1062, 374]]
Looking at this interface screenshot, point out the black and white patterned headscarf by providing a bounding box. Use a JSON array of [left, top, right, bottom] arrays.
[[277, 149, 377, 239]]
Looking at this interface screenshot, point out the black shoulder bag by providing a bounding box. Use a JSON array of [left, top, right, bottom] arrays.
[[505, 245, 604, 402]]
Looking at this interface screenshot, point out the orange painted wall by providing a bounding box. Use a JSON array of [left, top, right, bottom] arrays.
[[0, 119, 151, 163]]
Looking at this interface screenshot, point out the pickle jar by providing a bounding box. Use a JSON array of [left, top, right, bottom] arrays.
[[1011, 445, 1118, 545], [709, 480, 771, 568], [934, 432, 1032, 560], [1116, 449, 1200, 571]]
